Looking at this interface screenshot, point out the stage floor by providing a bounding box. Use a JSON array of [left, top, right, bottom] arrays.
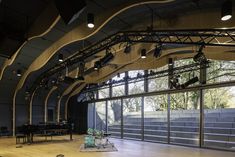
[[0, 135, 234, 157]]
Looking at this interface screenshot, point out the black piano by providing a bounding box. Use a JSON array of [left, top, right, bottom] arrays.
[[16, 122, 73, 144]]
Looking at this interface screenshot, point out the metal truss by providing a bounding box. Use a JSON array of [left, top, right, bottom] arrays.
[[30, 29, 235, 92], [83, 62, 210, 92]]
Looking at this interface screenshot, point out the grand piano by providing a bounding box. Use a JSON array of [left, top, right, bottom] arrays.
[[16, 122, 73, 144]]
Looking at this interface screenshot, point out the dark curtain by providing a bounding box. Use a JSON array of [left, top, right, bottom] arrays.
[[68, 96, 88, 134]]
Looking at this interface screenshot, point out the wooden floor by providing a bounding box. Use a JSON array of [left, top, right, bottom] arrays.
[[0, 135, 234, 157]]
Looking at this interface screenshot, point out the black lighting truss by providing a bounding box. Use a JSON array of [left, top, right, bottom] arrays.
[[83, 62, 210, 92], [30, 29, 235, 92]]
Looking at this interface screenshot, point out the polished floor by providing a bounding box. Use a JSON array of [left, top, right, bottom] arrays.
[[0, 135, 234, 157]]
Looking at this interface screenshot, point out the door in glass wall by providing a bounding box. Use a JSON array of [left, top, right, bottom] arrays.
[[144, 95, 168, 143], [203, 86, 235, 150], [170, 91, 200, 146], [107, 100, 122, 138], [95, 101, 106, 131], [123, 97, 142, 140]]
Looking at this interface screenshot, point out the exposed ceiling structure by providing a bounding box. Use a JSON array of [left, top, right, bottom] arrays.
[[0, 0, 235, 134]]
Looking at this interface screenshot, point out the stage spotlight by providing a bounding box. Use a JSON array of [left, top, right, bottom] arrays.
[[94, 61, 101, 70], [168, 58, 173, 66], [77, 62, 85, 81], [58, 53, 63, 62], [153, 45, 162, 58], [117, 73, 120, 77], [193, 45, 208, 63], [87, 13, 94, 28], [221, 0, 232, 21], [100, 52, 114, 66], [181, 76, 199, 89], [193, 52, 207, 63], [170, 75, 181, 89], [141, 49, 147, 59], [124, 44, 131, 54], [17, 69, 22, 77]]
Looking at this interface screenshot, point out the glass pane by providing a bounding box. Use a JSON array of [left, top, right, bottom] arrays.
[[112, 85, 125, 97], [207, 60, 235, 83], [170, 91, 200, 146], [203, 86, 235, 150], [148, 77, 168, 92], [128, 70, 145, 95], [87, 103, 95, 129], [98, 88, 109, 99], [107, 100, 121, 138], [144, 95, 168, 143], [95, 101, 106, 131], [123, 97, 142, 140], [129, 81, 144, 94]]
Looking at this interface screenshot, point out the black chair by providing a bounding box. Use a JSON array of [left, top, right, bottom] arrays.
[[15, 126, 27, 144], [0, 126, 10, 137]]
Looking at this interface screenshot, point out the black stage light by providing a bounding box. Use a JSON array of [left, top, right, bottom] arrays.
[[193, 52, 207, 63], [153, 45, 162, 58], [168, 58, 173, 66], [100, 53, 114, 66], [117, 73, 120, 78], [141, 49, 147, 59], [193, 45, 207, 63], [76, 76, 85, 81], [221, 0, 232, 21], [17, 69, 22, 77], [77, 62, 85, 80], [94, 61, 101, 70], [124, 44, 131, 54], [87, 13, 94, 28], [58, 53, 63, 62], [181, 76, 199, 89]]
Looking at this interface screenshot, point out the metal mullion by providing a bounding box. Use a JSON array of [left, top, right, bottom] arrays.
[[141, 96, 144, 141], [105, 100, 108, 133], [121, 98, 124, 139]]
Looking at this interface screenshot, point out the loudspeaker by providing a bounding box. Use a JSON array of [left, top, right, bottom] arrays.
[[54, 0, 86, 25]]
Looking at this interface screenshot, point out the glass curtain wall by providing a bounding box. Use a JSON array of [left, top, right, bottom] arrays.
[[107, 100, 122, 138], [85, 59, 235, 151], [144, 95, 168, 143], [203, 86, 235, 149], [123, 97, 142, 140], [170, 91, 200, 146]]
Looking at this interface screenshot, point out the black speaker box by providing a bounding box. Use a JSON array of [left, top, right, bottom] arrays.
[[54, 0, 86, 25]]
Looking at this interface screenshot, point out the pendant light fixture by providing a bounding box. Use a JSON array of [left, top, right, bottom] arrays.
[[221, 0, 232, 21]]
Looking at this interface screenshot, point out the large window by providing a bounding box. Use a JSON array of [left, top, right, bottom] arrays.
[[112, 73, 125, 97], [107, 100, 122, 138], [128, 70, 145, 94], [207, 60, 235, 84], [98, 87, 109, 99], [123, 97, 142, 140], [84, 59, 235, 151], [144, 95, 168, 143], [203, 86, 235, 150], [148, 66, 168, 92], [170, 91, 200, 146], [95, 101, 106, 131]]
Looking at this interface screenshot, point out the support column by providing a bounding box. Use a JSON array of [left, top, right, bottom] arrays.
[[167, 58, 174, 144], [199, 62, 207, 147], [29, 88, 38, 125]]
